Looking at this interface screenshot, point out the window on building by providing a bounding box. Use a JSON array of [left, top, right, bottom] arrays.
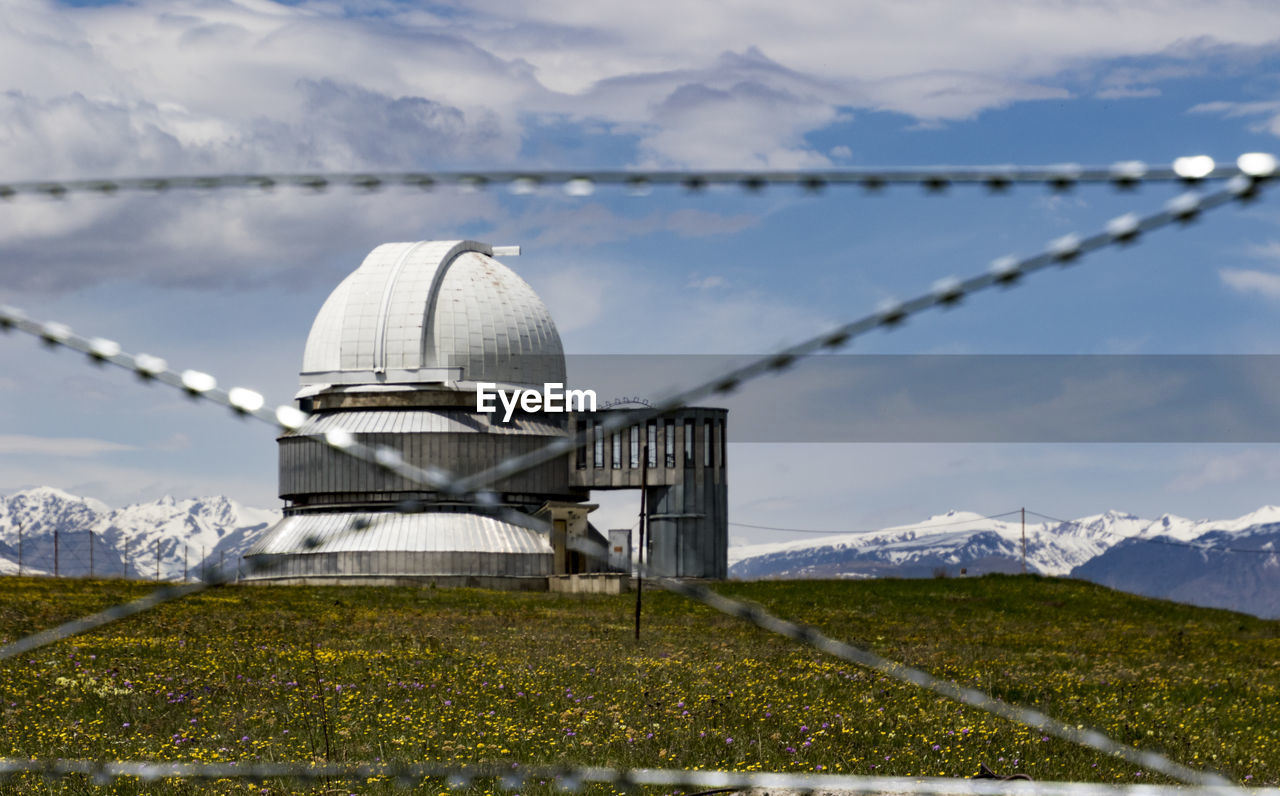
[[684, 420, 694, 464], [647, 422, 657, 467], [664, 420, 675, 467], [704, 420, 712, 467], [593, 422, 603, 468], [719, 418, 726, 469], [612, 431, 621, 469], [630, 425, 640, 468]]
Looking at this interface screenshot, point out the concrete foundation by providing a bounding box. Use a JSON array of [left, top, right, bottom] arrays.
[[548, 573, 630, 594]]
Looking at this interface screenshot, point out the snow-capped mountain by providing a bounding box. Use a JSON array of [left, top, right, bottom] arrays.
[[729, 507, 1280, 617], [0, 487, 279, 581], [729, 509, 1150, 579]]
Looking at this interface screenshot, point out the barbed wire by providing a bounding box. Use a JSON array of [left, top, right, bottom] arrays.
[[0, 162, 1271, 786], [0, 759, 1265, 794], [2, 168, 1270, 512], [0, 153, 1275, 201], [447, 171, 1269, 497], [0, 307, 479, 500], [566, 537, 1227, 787], [0, 169, 1270, 665]]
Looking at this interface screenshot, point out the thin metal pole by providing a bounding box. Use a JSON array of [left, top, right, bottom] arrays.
[[1021, 507, 1027, 574], [634, 443, 648, 642]]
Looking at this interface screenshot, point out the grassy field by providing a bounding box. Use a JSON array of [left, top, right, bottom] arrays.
[[0, 574, 1278, 794]]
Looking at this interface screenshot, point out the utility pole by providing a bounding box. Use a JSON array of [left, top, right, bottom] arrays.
[[1021, 507, 1027, 574], [634, 443, 648, 642]]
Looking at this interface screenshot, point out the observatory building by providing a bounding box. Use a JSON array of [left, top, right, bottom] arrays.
[[244, 240, 727, 589]]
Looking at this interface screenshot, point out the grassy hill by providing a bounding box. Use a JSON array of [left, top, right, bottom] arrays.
[[0, 575, 1277, 794]]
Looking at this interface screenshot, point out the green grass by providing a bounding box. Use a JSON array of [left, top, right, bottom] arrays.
[[0, 575, 1278, 794]]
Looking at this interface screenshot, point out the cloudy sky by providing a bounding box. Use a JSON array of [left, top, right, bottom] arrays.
[[5, 0, 1280, 542]]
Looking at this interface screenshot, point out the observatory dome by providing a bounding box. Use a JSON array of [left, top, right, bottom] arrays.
[[300, 240, 565, 389]]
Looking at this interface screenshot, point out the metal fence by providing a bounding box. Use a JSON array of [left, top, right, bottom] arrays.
[[0, 154, 1275, 791]]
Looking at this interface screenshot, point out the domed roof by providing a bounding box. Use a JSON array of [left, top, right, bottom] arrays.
[[301, 241, 565, 389]]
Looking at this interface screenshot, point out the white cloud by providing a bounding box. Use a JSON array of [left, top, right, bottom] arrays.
[[1245, 241, 1280, 261], [1167, 449, 1280, 492], [2, 0, 1275, 182], [1189, 99, 1280, 136], [1220, 267, 1280, 300], [686, 275, 727, 290], [0, 433, 133, 457]]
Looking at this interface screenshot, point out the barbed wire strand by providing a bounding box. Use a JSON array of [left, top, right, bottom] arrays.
[[1, 167, 1271, 512], [565, 536, 1228, 787], [0, 166, 1270, 785], [0, 153, 1275, 200], [0, 759, 1266, 794], [0, 170, 1269, 665], [446, 171, 1270, 497]]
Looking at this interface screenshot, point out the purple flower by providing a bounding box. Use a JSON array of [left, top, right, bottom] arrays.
[[932, 744, 941, 751], [726, 738, 733, 744]]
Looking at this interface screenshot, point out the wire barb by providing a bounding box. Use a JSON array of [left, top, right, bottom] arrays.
[[0, 156, 1271, 201]]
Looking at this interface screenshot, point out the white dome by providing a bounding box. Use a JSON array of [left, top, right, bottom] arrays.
[[301, 240, 565, 388]]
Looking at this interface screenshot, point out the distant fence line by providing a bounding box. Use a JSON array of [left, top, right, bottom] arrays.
[[3, 528, 237, 582]]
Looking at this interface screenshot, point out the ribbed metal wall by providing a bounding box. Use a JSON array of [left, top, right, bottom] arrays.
[[279, 409, 576, 505], [244, 508, 553, 581], [567, 407, 728, 578], [645, 408, 728, 579]]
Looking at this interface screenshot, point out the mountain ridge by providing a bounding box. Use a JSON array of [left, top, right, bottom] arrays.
[[729, 506, 1280, 617]]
